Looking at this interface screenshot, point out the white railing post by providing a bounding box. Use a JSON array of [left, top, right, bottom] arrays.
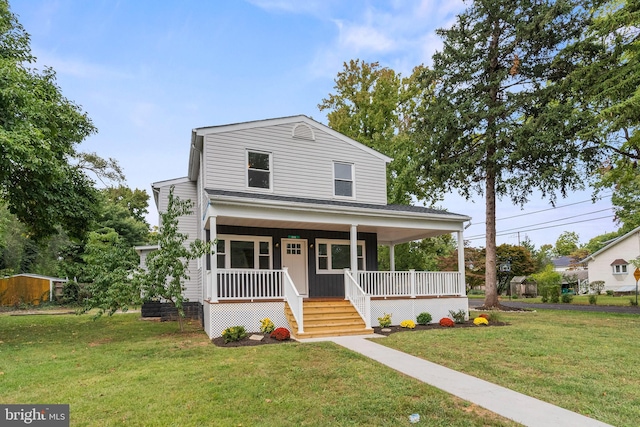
[[410, 269, 416, 298], [282, 267, 304, 334], [344, 269, 371, 329]]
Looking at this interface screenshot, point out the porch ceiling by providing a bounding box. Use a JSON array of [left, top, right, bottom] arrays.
[[214, 215, 448, 245], [205, 190, 470, 245]]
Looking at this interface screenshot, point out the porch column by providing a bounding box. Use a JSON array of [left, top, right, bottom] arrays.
[[350, 224, 358, 282], [457, 230, 466, 296], [209, 215, 218, 302], [390, 244, 395, 272]]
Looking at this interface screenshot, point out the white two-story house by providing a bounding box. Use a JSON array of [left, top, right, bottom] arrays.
[[139, 115, 471, 339]]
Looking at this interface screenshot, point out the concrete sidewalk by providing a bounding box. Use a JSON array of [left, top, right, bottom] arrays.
[[310, 335, 613, 427]]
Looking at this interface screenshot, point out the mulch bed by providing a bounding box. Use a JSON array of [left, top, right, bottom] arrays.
[[212, 319, 510, 346], [212, 333, 290, 347], [373, 319, 509, 336]]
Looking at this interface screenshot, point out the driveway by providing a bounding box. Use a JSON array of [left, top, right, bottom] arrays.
[[468, 298, 640, 314]]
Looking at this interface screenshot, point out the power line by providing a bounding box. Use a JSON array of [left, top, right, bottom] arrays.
[[465, 214, 616, 241], [467, 193, 612, 226], [465, 207, 614, 239]]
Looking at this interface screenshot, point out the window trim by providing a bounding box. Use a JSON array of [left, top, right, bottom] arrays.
[[333, 161, 355, 198], [246, 149, 273, 191], [216, 234, 273, 270], [315, 238, 365, 274], [612, 264, 628, 275]]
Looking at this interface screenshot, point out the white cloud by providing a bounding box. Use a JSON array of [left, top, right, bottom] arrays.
[[31, 49, 133, 80]]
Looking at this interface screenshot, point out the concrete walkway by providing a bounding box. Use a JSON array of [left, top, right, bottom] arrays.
[[304, 335, 613, 427]]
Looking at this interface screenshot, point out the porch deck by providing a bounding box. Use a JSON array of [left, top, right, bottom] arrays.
[[205, 269, 467, 338]]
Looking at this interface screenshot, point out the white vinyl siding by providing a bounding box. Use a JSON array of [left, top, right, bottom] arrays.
[[203, 123, 387, 204], [156, 180, 202, 302]]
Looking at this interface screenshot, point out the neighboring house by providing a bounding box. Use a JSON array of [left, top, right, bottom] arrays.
[[138, 115, 471, 339], [581, 226, 640, 293], [560, 270, 589, 294], [0, 274, 68, 306]]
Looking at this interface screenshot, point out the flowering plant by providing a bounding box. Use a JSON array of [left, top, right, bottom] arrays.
[[400, 320, 416, 329], [260, 318, 275, 334], [222, 326, 247, 343], [473, 317, 489, 326], [270, 327, 291, 341], [439, 317, 455, 327], [378, 313, 392, 328]]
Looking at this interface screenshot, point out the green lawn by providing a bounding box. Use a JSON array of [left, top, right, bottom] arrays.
[[469, 293, 639, 306], [378, 310, 640, 427], [0, 313, 517, 427]]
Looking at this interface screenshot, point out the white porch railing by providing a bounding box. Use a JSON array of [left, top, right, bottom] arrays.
[[359, 270, 464, 298], [282, 267, 304, 334], [217, 269, 284, 300], [344, 270, 371, 329]]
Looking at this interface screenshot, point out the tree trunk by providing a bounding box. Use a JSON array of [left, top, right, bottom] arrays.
[[484, 161, 499, 307], [483, 17, 501, 308]]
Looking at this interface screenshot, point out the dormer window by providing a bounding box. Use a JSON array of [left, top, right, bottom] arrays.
[[334, 162, 354, 197], [247, 150, 271, 190], [611, 259, 628, 274]]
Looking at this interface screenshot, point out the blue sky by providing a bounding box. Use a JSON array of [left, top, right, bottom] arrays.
[[11, 0, 618, 249]]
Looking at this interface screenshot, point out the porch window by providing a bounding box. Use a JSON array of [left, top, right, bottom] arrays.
[[247, 150, 271, 189], [334, 162, 354, 197], [316, 239, 364, 273], [217, 235, 272, 270]]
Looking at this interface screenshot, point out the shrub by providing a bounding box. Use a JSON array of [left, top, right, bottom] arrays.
[[589, 295, 598, 305], [606, 290, 614, 296], [61, 281, 81, 304], [549, 289, 560, 303], [473, 317, 489, 326], [260, 318, 275, 334], [439, 317, 455, 327], [270, 327, 291, 341], [561, 293, 573, 304], [478, 313, 489, 320], [487, 311, 503, 323], [416, 312, 432, 325], [589, 280, 605, 295], [629, 298, 638, 306], [378, 313, 392, 328], [222, 326, 247, 343], [448, 309, 467, 324], [400, 320, 416, 329]]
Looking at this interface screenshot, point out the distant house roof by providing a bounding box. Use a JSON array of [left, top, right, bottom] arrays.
[[610, 258, 628, 266], [552, 256, 573, 269], [582, 225, 640, 263], [560, 270, 588, 281], [510, 276, 529, 284]]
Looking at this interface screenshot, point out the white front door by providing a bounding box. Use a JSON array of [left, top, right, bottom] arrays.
[[281, 239, 308, 295]]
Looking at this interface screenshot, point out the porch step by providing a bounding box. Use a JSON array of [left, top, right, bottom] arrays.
[[285, 299, 374, 339]]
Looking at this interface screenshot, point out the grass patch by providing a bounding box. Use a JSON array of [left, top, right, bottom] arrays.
[[0, 313, 518, 426], [378, 310, 640, 427]]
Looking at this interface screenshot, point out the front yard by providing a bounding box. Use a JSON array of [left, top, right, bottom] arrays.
[[0, 312, 515, 427]]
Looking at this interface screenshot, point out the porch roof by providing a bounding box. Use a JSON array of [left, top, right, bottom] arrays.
[[204, 189, 470, 245]]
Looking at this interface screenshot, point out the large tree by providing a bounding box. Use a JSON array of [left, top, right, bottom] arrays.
[[409, 0, 602, 308], [0, 0, 101, 240], [319, 59, 433, 204]]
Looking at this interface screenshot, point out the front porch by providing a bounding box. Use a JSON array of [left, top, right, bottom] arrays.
[[204, 268, 468, 338]]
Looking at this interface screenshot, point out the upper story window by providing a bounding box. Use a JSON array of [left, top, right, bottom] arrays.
[[247, 150, 271, 190], [334, 162, 354, 197], [611, 259, 628, 275]]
